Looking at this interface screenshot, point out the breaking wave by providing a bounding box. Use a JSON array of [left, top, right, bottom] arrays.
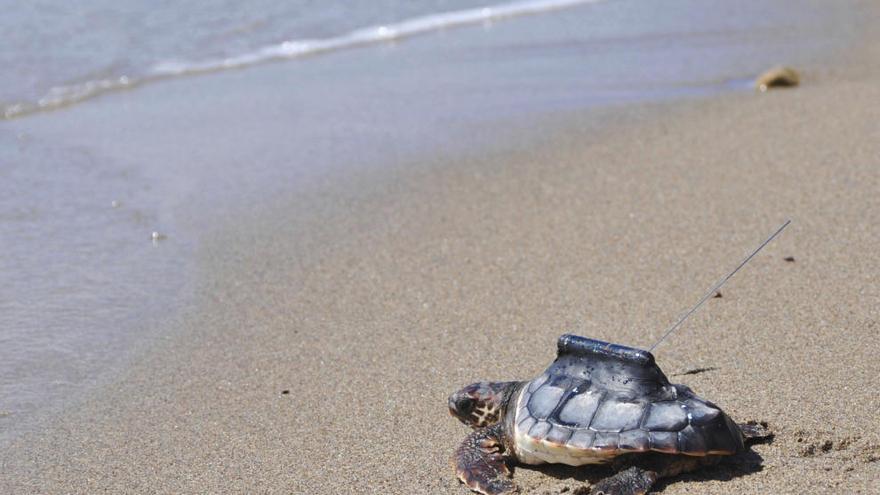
[[2, 0, 602, 120]]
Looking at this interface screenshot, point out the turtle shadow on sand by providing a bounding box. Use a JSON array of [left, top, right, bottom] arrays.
[[524, 435, 772, 493]]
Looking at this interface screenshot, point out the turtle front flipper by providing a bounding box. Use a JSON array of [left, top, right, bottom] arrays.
[[589, 466, 657, 495], [453, 423, 517, 495]]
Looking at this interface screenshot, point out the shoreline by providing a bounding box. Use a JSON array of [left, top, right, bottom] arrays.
[[2, 1, 879, 493], [6, 69, 880, 495], [5, 0, 862, 442]]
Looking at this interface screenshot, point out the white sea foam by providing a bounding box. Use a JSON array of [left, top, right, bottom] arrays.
[[2, 0, 601, 120]]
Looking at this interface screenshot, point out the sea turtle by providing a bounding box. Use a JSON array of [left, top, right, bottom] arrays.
[[448, 334, 770, 495]]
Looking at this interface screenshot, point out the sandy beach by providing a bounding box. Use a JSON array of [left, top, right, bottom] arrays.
[[2, 1, 879, 494]]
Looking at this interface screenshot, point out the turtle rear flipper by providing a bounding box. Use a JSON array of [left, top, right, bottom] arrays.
[[590, 466, 657, 495], [738, 421, 773, 446], [453, 424, 517, 495], [592, 454, 713, 495]]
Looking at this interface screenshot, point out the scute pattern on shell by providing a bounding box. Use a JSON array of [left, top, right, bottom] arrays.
[[515, 335, 743, 460]]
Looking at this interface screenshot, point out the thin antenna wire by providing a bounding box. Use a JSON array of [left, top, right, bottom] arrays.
[[648, 219, 791, 353]]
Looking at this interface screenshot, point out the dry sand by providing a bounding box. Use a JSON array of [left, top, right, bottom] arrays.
[[4, 9, 880, 495]]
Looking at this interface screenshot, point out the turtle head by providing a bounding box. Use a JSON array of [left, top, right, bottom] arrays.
[[448, 381, 518, 428]]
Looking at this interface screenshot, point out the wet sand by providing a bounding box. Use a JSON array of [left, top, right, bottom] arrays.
[[3, 4, 880, 495]]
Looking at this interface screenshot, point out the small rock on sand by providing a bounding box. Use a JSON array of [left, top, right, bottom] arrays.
[[755, 66, 800, 92]]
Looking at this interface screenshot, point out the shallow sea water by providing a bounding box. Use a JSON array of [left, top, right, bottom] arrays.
[[1, 0, 597, 118]]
